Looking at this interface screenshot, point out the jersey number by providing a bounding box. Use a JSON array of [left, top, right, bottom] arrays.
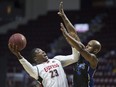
[[49, 69, 59, 78]]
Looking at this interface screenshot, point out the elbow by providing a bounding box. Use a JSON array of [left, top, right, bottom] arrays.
[[72, 48, 80, 62], [72, 52, 80, 62], [29, 73, 38, 80], [74, 54, 80, 62], [28, 71, 38, 80]]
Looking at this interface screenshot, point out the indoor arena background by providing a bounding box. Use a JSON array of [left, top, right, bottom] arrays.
[[0, 0, 116, 87]]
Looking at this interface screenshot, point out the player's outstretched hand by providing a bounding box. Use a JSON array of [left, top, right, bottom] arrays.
[[58, 1, 64, 17], [8, 43, 21, 58]]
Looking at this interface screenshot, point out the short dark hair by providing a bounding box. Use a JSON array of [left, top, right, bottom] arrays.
[[31, 48, 38, 58]]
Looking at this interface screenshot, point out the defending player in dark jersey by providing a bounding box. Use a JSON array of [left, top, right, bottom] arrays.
[[58, 1, 101, 87], [73, 56, 96, 87], [60, 23, 101, 87]]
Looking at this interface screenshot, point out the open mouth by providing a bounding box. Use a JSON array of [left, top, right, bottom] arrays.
[[43, 54, 47, 57]]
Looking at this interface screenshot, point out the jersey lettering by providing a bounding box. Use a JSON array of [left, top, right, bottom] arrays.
[[44, 64, 59, 72]]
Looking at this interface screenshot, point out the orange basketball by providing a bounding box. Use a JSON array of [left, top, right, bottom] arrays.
[[8, 33, 27, 51]]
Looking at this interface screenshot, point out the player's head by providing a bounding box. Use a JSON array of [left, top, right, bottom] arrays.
[[31, 48, 48, 64], [85, 40, 101, 54]]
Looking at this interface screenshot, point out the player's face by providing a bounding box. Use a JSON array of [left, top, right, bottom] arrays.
[[85, 41, 94, 53], [33, 48, 48, 64]]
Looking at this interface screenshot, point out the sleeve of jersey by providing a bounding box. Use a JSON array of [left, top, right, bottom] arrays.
[[19, 58, 38, 80], [53, 47, 80, 67]]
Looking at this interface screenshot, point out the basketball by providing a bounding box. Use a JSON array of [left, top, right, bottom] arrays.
[[8, 33, 27, 51]]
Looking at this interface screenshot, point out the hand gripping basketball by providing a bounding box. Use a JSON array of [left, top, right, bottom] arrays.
[[8, 33, 27, 51]]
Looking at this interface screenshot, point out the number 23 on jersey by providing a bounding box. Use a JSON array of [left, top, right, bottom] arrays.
[[49, 69, 59, 78]]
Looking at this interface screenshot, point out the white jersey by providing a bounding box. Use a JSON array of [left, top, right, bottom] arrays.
[[19, 47, 80, 87], [37, 59, 68, 87]]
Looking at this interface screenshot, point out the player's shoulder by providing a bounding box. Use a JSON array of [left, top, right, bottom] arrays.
[[50, 58, 61, 64], [53, 56, 62, 61], [50, 58, 59, 61]]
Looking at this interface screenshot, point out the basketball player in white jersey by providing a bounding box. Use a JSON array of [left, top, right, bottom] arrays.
[[8, 43, 80, 87]]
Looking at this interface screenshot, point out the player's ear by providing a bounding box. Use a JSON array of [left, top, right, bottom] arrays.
[[93, 49, 98, 54], [33, 56, 37, 60]]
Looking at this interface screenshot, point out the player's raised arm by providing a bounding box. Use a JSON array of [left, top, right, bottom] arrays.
[[58, 1, 80, 41], [8, 43, 38, 80], [54, 47, 80, 67], [60, 23, 83, 49], [60, 23, 99, 69]]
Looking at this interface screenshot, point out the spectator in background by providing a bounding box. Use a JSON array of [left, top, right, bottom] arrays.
[[112, 59, 116, 73]]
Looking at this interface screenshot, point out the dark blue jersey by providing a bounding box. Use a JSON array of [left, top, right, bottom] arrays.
[[73, 57, 96, 87]]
